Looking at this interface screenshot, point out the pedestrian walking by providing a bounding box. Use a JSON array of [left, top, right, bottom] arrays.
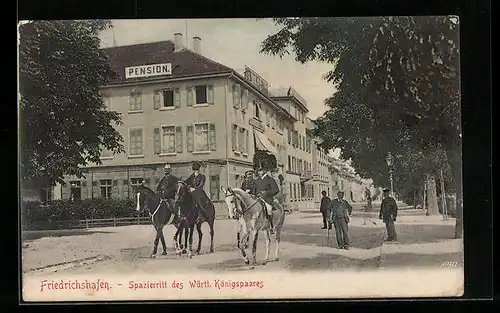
[[329, 191, 352, 249], [379, 188, 398, 241], [320, 191, 332, 229]]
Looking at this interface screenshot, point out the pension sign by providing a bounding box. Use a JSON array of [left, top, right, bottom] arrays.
[[125, 63, 172, 79]]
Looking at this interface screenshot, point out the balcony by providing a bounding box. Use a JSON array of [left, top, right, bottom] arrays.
[[300, 170, 313, 182]]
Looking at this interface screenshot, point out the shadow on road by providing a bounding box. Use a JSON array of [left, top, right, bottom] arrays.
[[197, 258, 255, 272], [281, 223, 385, 249], [395, 224, 456, 244], [382, 252, 464, 268], [286, 253, 381, 272], [22, 229, 113, 241]]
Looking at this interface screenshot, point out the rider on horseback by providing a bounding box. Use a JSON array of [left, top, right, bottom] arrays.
[[184, 161, 210, 220], [156, 164, 179, 214], [255, 165, 279, 235]]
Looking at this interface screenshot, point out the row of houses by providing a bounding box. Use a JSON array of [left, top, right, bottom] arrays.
[[22, 33, 371, 210]]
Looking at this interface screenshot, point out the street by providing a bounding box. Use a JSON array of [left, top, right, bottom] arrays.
[[22, 209, 463, 277]]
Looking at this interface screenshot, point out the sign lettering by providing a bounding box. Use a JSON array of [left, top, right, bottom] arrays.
[[125, 63, 172, 79]]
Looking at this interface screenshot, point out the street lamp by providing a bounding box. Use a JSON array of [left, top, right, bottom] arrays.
[[386, 152, 394, 198]]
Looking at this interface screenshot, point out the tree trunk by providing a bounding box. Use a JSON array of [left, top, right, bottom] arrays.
[[426, 175, 440, 216], [445, 144, 463, 238]]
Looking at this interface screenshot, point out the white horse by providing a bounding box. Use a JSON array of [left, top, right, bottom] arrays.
[[221, 186, 285, 267]]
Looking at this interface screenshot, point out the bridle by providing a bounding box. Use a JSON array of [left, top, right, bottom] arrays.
[[137, 185, 171, 223], [228, 189, 261, 218]]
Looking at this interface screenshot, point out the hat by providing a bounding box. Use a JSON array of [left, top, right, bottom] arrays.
[[337, 191, 345, 194], [382, 188, 390, 192], [164, 164, 171, 169], [192, 162, 201, 170], [245, 170, 254, 176]]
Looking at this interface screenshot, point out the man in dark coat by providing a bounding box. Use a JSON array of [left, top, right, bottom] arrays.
[[329, 191, 352, 249], [184, 161, 210, 219], [254, 165, 280, 234], [240, 170, 257, 196], [379, 188, 398, 241], [156, 163, 179, 213], [320, 190, 332, 229]]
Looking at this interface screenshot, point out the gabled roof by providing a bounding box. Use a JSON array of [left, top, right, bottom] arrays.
[[102, 41, 232, 84]]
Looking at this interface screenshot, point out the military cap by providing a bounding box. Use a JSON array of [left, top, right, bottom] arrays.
[[192, 161, 201, 170], [245, 170, 254, 176], [382, 188, 391, 192]]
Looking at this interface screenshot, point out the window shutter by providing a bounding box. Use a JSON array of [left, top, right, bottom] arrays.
[[153, 91, 162, 109], [207, 85, 214, 104], [174, 88, 181, 108], [153, 127, 161, 154], [209, 123, 216, 151], [242, 89, 249, 110], [186, 125, 194, 152], [186, 87, 194, 106], [175, 126, 183, 153], [245, 129, 249, 154]]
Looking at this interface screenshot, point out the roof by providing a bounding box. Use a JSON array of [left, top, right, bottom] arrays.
[[269, 86, 309, 112], [102, 41, 232, 84]]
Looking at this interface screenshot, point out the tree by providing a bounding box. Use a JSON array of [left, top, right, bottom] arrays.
[[260, 17, 462, 237], [19, 20, 124, 186]]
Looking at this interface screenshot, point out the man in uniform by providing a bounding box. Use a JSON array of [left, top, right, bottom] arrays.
[[320, 190, 332, 229], [379, 188, 398, 241], [184, 161, 210, 219], [254, 165, 280, 234], [329, 191, 352, 249], [240, 170, 257, 196], [156, 164, 179, 214]]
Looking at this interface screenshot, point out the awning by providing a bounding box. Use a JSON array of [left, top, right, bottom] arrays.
[[254, 130, 278, 155]]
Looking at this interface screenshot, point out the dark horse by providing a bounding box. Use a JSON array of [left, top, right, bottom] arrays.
[[173, 181, 215, 258], [134, 183, 188, 258]]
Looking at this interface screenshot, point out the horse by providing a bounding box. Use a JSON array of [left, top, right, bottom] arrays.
[[134, 183, 186, 258], [220, 187, 286, 267], [173, 181, 215, 258]]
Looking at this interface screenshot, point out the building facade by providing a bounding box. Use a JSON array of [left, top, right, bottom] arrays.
[[55, 34, 298, 206], [270, 87, 314, 211]]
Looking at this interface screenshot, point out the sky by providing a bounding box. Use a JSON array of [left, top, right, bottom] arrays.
[[99, 18, 337, 120]]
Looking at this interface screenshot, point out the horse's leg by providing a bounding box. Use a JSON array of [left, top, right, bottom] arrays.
[[263, 230, 271, 265], [195, 222, 203, 254], [158, 224, 167, 255], [179, 226, 184, 251], [173, 224, 183, 256], [208, 219, 215, 253], [151, 224, 161, 258], [250, 230, 259, 268], [274, 212, 284, 262], [187, 225, 194, 259], [182, 227, 188, 254]]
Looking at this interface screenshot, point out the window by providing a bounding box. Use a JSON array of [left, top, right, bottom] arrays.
[[265, 108, 270, 126], [209, 175, 220, 200], [253, 100, 260, 119], [100, 179, 112, 199], [39, 185, 53, 205], [161, 126, 176, 153], [129, 128, 144, 156], [129, 91, 142, 111], [161, 89, 180, 108], [238, 128, 245, 153], [289, 183, 293, 201], [232, 84, 241, 108], [231, 124, 238, 151], [194, 123, 209, 151], [288, 156, 291, 171], [69, 181, 81, 200]]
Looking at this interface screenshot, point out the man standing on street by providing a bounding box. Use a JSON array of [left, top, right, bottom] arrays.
[[320, 190, 331, 229], [329, 191, 353, 249], [379, 188, 398, 241]]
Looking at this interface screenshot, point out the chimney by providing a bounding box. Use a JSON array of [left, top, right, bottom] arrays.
[[193, 36, 201, 54], [174, 33, 183, 52]]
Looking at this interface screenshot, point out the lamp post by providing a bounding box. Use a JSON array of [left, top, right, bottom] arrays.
[[386, 152, 394, 198]]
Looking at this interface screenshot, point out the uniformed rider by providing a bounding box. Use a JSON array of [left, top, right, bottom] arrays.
[[240, 170, 257, 196], [254, 165, 279, 234], [156, 164, 179, 213], [184, 161, 210, 219]]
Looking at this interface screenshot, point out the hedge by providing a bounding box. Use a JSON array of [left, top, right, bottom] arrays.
[[21, 198, 141, 229]]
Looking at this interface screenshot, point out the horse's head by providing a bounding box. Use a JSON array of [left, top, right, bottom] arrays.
[[175, 180, 189, 204], [133, 181, 155, 213], [221, 186, 244, 219]]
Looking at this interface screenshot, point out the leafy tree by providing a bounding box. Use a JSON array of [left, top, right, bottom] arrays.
[[253, 150, 277, 171], [19, 20, 124, 186], [261, 17, 462, 237]]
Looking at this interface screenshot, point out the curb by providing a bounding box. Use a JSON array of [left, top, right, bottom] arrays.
[[23, 254, 111, 273]]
